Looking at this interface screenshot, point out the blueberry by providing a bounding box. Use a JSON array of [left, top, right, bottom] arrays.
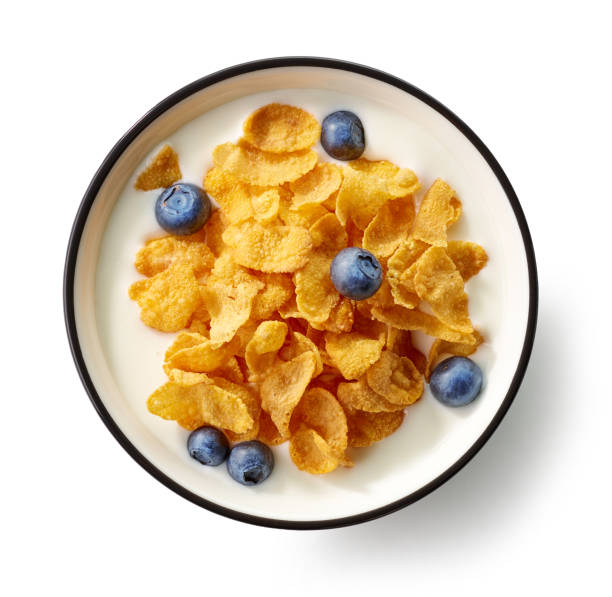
[[155, 183, 211, 235], [227, 441, 274, 486], [429, 357, 483, 407], [330, 247, 382, 300], [187, 426, 229, 466], [320, 110, 365, 160]]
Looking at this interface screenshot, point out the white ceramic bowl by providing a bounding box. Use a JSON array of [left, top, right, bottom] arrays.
[[64, 58, 537, 529]]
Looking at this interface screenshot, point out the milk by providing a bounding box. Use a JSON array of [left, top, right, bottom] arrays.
[[92, 86, 520, 519]]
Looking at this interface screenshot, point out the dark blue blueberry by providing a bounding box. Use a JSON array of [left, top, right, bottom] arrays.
[[187, 426, 229, 466], [330, 247, 383, 300], [155, 183, 211, 235], [320, 110, 365, 160], [429, 357, 483, 407], [227, 441, 274, 486]]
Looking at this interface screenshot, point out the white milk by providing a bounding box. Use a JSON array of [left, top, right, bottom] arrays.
[[93, 88, 516, 520]]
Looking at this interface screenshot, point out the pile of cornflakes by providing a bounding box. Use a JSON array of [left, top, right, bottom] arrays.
[[129, 103, 488, 474]]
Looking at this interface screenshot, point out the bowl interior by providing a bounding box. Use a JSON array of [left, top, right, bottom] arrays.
[[70, 64, 533, 526]]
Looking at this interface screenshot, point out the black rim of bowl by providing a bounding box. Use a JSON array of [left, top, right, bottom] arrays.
[[63, 56, 538, 531]]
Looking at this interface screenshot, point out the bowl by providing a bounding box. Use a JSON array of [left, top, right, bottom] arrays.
[[64, 57, 538, 530]]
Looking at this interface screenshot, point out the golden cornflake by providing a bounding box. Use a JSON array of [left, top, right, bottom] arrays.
[[278, 331, 323, 377], [134, 233, 214, 278], [372, 305, 477, 344], [164, 332, 240, 372], [291, 387, 348, 458], [129, 263, 201, 332], [214, 377, 261, 442], [414, 246, 473, 333], [336, 159, 420, 230], [277, 197, 330, 229], [147, 381, 253, 433], [290, 163, 343, 207], [365, 350, 423, 406], [363, 194, 415, 258], [134, 144, 181, 191], [212, 141, 318, 186], [201, 269, 264, 346], [446, 241, 489, 281], [223, 221, 312, 273], [412, 178, 461, 247], [257, 411, 287, 446], [203, 209, 227, 257], [325, 328, 386, 380], [385, 328, 427, 374], [260, 351, 317, 437], [337, 378, 404, 413], [345, 410, 405, 447], [250, 273, 293, 320], [243, 103, 320, 153], [245, 321, 288, 377], [289, 425, 342, 474]]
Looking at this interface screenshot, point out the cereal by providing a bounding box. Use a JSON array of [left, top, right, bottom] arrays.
[[412, 178, 461, 247], [278, 331, 323, 377], [203, 209, 227, 257], [336, 159, 419, 230], [365, 350, 423, 406], [245, 321, 288, 377], [385, 328, 427, 374], [363, 194, 415, 258], [291, 388, 348, 457], [243, 103, 320, 153], [345, 410, 405, 447], [387, 237, 428, 306], [446, 241, 489, 281], [164, 330, 206, 357], [425, 330, 483, 381], [130, 102, 489, 477], [212, 141, 318, 186], [289, 425, 341, 474], [223, 221, 312, 273], [290, 163, 343, 207], [257, 411, 287, 446], [164, 332, 240, 372], [203, 166, 238, 202], [294, 253, 339, 323], [214, 377, 261, 442], [357, 278, 396, 321], [204, 166, 281, 226], [251, 188, 281, 223], [414, 246, 473, 333], [147, 381, 254, 433], [278, 197, 330, 229], [313, 297, 354, 333], [134, 144, 181, 191], [250, 273, 293, 320], [293, 214, 346, 324], [372, 305, 477, 344], [201, 270, 263, 346], [337, 378, 404, 413], [309, 212, 348, 254], [134, 233, 214, 278], [260, 351, 318, 438], [128, 262, 201, 332], [165, 369, 211, 386], [325, 329, 386, 380], [213, 184, 255, 225]]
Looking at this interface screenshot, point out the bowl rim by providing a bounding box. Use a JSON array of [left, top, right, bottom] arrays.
[[64, 56, 538, 531]]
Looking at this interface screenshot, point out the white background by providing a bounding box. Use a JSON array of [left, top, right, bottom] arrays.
[[2, 1, 611, 595]]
